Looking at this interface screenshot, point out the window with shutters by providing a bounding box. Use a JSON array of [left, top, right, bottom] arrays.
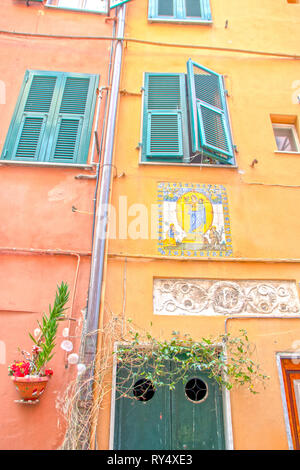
[[1, 70, 99, 165], [148, 0, 212, 23], [140, 60, 236, 166]]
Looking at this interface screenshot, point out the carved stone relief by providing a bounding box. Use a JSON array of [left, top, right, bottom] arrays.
[[153, 279, 300, 316]]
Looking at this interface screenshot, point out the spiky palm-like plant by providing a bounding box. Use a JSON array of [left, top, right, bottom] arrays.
[[29, 281, 70, 374]]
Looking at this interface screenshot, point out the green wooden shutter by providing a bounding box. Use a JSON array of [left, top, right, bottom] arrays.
[[187, 59, 235, 165], [110, 0, 132, 8], [2, 71, 98, 164], [2, 71, 62, 161], [142, 73, 188, 162], [46, 73, 98, 164]]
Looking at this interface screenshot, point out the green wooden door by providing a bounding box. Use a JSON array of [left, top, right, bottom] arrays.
[[113, 365, 225, 450], [171, 369, 225, 450], [114, 364, 171, 450]]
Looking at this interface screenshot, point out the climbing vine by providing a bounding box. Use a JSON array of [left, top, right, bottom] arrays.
[[115, 325, 269, 397], [60, 316, 269, 449]]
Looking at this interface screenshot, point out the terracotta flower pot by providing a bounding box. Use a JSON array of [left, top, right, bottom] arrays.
[[12, 376, 49, 403]]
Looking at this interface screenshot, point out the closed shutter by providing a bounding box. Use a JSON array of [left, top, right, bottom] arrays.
[[142, 73, 188, 161], [47, 74, 98, 164], [187, 59, 235, 164], [2, 71, 98, 164], [4, 72, 61, 161]]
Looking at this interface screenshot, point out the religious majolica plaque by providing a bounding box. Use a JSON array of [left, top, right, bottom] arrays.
[[157, 182, 232, 257]]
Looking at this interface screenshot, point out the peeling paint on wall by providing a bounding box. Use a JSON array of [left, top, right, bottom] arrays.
[[47, 176, 78, 203]]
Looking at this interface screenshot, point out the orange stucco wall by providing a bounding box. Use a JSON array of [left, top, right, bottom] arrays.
[[0, 0, 113, 450], [98, 0, 300, 450], [1, 0, 300, 451]]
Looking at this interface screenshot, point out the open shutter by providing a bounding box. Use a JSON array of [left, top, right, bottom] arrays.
[[187, 59, 235, 164], [142, 73, 188, 161], [46, 73, 98, 164], [110, 0, 132, 8], [2, 71, 61, 161]]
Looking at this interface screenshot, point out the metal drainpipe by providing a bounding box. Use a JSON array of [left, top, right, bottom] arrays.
[[80, 4, 126, 391], [89, 17, 117, 252]]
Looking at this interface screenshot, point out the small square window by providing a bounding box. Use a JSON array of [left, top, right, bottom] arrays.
[[148, 0, 212, 24], [272, 124, 300, 153]]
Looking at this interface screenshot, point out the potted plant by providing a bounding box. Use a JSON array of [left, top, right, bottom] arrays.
[[8, 282, 69, 404]]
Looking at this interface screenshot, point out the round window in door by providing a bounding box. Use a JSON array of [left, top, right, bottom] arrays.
[[185, 378, 208, 403], [132, 379, 155, 402]]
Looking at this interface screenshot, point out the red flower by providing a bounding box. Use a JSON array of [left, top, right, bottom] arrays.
[[32, 345, 42, 354], [45, 369, 53, 376], [9, 361, 31, 377]]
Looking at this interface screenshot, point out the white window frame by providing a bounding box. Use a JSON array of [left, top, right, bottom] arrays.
[[272, 123, 300, 154], [45, 0, 108, 14], [148, 0, 212, 25]]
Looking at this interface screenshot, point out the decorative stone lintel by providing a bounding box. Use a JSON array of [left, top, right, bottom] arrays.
[[153, 279, 300, 317]]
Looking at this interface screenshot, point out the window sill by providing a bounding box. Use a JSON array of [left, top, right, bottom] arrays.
[[45, 5, 108, 15], [274, 151, 300, 155], [148, 18, 213, 25], [0, 160, 95, 170], [139, 160, 237, 169]]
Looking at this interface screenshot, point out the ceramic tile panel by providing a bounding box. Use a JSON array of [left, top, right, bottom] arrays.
[[157, 182, 232, 257]]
